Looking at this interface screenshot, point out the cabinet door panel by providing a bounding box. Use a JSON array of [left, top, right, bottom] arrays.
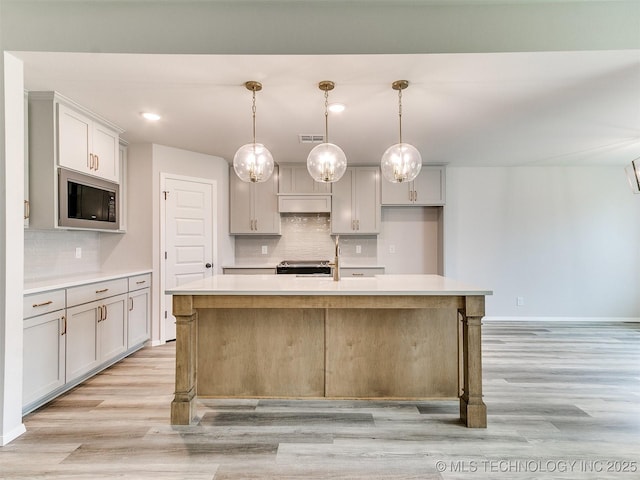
[[23, 311, 66, 406], [413, 166, 445, 205], [381, 181, 412, 205], [128, 289, 150, 348], [92, 123, 119, 182], [253, 173, 280, 234], [57, 103, 91, 174], [330, 168, 355, 234], [100, 294, 127, 361], [66, 302, 100, 381], [354, 167, 380, 234], [229, 172, 254, 234]]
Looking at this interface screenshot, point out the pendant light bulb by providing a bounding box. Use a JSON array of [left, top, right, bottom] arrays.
[[307, 81, 347, 183], [381, 80, 422, 184], [233, 81, 275, 183]]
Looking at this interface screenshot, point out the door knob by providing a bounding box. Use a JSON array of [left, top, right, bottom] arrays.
[[205, 263, 212, 268]]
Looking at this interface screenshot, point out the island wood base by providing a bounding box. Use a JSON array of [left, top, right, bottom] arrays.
[[171, 294, 487, 428]]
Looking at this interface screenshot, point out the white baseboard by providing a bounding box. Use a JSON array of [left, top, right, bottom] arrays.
[[1, 423, 26, 446], [484, 316, 640, 323]]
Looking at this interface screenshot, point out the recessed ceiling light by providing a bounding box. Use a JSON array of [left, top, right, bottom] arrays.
[[328, 103, 346, 113], [141, 112, 161, 121]]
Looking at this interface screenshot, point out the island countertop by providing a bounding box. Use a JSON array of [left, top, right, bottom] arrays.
[[166, 274, 492, 296]]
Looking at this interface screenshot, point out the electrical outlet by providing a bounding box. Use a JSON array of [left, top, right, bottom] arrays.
[[75, 247, 82, 259], [261, 245, 268, 255], [516, 296, 524, 307], [356, 245, 361, 254], [389, 244, 396, 254]]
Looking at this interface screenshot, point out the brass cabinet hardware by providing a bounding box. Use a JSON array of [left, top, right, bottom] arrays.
[[129, 297, 134, 312], [32, 300, 53, 308], [61, 315, 67, 336], [135, 280, 146, 284], [103, 305, 107, 321], [95, 288, 109, 294], [24, 200, 30, 219]]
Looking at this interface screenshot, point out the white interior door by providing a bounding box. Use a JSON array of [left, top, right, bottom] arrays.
[[163, 177, 214, 341]]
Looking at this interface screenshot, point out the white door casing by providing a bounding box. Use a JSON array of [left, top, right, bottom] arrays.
[[161, 174, 215, 342]]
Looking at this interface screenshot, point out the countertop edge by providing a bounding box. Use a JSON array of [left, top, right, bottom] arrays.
[[24, 269, 153, 295]]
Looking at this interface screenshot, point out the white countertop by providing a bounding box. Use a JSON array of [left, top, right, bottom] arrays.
[[166, 274, 492, 296], [24, 269, 153, 295]]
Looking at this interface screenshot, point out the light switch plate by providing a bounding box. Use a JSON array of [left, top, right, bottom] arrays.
[[261, 245, 268, 255]]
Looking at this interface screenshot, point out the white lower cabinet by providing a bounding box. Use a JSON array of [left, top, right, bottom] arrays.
[[65, 294, 127, 382], [128, 288, 150, 348], [23, 272, 151, 414], [65, 301, 100, 382], [22, 310, 66, 408]]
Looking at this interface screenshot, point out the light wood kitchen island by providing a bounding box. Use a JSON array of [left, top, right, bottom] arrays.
[[167, 274, 492, 428]]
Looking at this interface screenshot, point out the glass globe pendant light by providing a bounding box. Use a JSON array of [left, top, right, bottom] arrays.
[[233, 81, 274, 183], [307, 81, 347, 183], [381, 80, 422, 183]]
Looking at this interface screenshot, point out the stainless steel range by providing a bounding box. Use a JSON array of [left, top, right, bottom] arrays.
[[276, 260, 332, 276]]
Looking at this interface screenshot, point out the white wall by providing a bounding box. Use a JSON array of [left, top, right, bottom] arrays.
[[445, 166, 640, 319], [0, 52, 26, 445]]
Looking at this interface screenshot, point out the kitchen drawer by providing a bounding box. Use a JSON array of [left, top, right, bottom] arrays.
[[341, 267, 385, 278], [128, 273, 151, 291], [23, 290, 66, 319], [67, 278, 127, 307]]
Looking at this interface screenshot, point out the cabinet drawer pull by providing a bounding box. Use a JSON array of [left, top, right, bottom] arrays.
[[135, 280, 146, 285], [32, 300, 53, 308], [88, 153, 92, 169], [129, 297, 134, 311], [95, 288, 109, 294], [103, 305, 107, 321], [352, 273, 364, 276], [61, 315, 67, 336], [24, 200, 30, 220], [95, 154, 99, 170]]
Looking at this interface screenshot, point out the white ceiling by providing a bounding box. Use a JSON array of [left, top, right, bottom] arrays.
[[18, 49, 640, 167]]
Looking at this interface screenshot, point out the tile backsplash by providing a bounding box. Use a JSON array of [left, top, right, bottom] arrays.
[[24, 230, 101, 282], [234, 213, 377, 264]]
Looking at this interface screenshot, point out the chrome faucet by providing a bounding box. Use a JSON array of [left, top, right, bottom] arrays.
[[330, 235, 340, 281]]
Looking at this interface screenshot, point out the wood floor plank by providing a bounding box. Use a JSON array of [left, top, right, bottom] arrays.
[[1, 320, 637, 479]]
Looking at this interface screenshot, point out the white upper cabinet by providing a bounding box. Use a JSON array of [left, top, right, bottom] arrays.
[[381, 165, 446, 206], [331, 166, 381, 235], [58, 102, 120, 182], [279, 164, 331, 194], [229, 166, 280, 235]]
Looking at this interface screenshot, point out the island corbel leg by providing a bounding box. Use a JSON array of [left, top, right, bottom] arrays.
[[459, 295, 487, 428], [171, 295, 198, 425]]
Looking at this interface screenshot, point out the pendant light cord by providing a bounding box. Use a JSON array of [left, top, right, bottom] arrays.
[[398, 88, 403, 145], [252, 89, 257, 144], [324, 88, 329, 143]]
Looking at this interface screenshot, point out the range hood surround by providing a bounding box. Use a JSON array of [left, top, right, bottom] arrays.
[[277, 193, 332, 213]]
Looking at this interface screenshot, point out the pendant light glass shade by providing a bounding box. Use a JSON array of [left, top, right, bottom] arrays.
[[381, 80, 422, 184], [381, 143, 422, 184], [233, 81, 274, 183], [307, 142, 347, 183], [233, 143, 274, 183], [307, 81, 347, 183]]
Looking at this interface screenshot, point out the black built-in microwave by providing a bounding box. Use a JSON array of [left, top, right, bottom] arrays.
[[58, 168, 120, 231]]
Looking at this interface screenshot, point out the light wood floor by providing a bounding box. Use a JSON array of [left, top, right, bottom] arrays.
[[2, 321, 639, 479]]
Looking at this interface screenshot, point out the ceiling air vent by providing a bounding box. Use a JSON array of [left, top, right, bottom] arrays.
[[298, 134, 324, 144]]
